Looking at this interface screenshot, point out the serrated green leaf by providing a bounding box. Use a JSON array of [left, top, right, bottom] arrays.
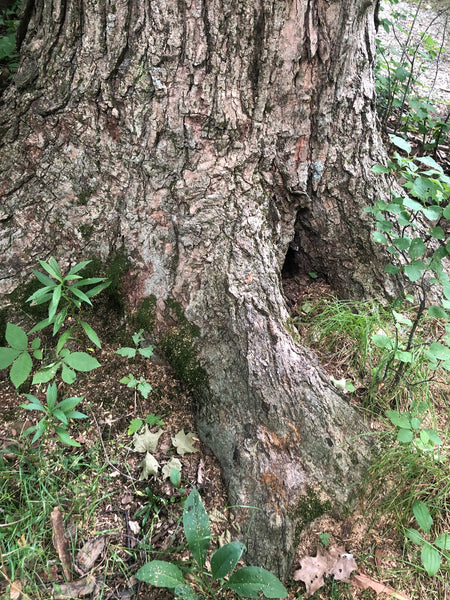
[[33, 363, 60, 384], [227, 566, 288, 598], [183, 488, 210, 569], [413, 500, 433, 533], [128, 418, 144, 435], [136, 560, 184, 588], [21, 395, 45, 412], [373, 231, 388, 244], [393, 236, 411, 250], [211, 541, 245, 580], [10, 352, 33, 388], [397, 428, 414, 443], [409, 238, 426, 259], [430, 226, 445, 240], [403, 197, 423, 212], [404, 261, 425, 282], [421, 543, 441, 576], [139, 346, 154, 358], [115, 347, 136, 358], [385, 264, 400, 275], [386, 411, 411, 429], [137, 381, 152, 399], [63, 352, 100, 372], [53, 409, 68, 425]]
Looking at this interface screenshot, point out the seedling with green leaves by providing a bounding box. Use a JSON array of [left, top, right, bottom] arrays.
[[368, 136, 450, 390], [120, 374, 152, 399], [0, 322, 43, 388], [20, 382, 87, 446], [27, 256, 110, 347], [386, 406, 443, 455], [128, 413, 165, 435], [136, 488, 287, 599], [405, 500, 450, 577], [115, 329, 154, 359]]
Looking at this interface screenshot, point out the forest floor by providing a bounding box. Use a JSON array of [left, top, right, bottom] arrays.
[[0, 275, 448, 600]]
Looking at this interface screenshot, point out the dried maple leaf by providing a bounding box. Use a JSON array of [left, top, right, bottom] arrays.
[[294, 545, 358, 597], [171, 429, 198, 456], [161, 457, 182, 480], [139, 452, 160, 480], [132, 426, 163, 452]]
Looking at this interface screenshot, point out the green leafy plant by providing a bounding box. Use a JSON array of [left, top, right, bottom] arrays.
[[27, 256, 110, 347], [136, 488, 288, 599], [115, 329, 154, 359], [0, 323, 42, 388], [20, 382, 87, 446], [120, 374, 152, 399], [405, 500, 450, 576], [128, 413, 165, 435], [368, 137, 450, 391], [386, 406, 443, 453]]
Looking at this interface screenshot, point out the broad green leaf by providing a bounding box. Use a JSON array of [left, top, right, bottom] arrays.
[[183, 488, 211, 569], [0, 347, 21, 369], [63, 352, 100, 372], [31, 337, 41, 350], [392, 311, 412, 326], [61, 364, 76, 384], [421, 543, 441, 576], [384, 264, 400, 275], [403, 197, 423, 212], [416, 155, 443, 172], [395, 350, 412, 363], [54, 426, 81, 447], [136, 560, 184, 588], [211, 541, 245, 580], [413, 500, 433, 533], [371, 334, 393, 349], [405, 528, 424, 546], [386, 410, 411, 429], [404, 261, 425, 282], [422, 205, 442, 220], [376, 219, 393, 233], [227, 566, 288, 598], [56, 396, 84, 412], [397, 428, 414, 443], [53, 409, 68, 425], [389, 134, 411, 154], [174, 584, 199, 600], [434, 534, 450, 550], [408, 238, 426, 259], [33, 363, 60, 384], [80, 320, 101, 348], [392, 236, 411, 250], [372, 231, 387, 244], [424, 429, 442, 445], [10, 352, 33, 388], [428, 305, 448, 320], [139, 346, 154, 358], [410, 417, 421, 430], [371, 164, 390, 174], [6, 323, 28, 351], [430, 226, 445, 240], [427, 342, 450, 361], [170, 467, 182, 488], [443, 205, 450, 219], [115, 347, 136, 358]]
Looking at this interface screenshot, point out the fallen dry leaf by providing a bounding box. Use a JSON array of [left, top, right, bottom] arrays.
[[132, 426, 163, 453], [52, 575, 97, 598], [294, 546, 357, 597], [352, 572, 409, 600], [76, 536, 106, 572], [171, 429, 198, 456], [9, 580, 22, 600], [51, 507, 72, 582]]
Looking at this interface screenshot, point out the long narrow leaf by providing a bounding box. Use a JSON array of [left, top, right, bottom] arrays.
[[39, 258, 61, 281], [80, 321, 101, 348], [48, 285, 62, 321], [183, 489, 210, 569], [66, 260, 92, 277], [84, 281, 111, 298], [70, 286, 92, 305], [32, 269, 55, 286]]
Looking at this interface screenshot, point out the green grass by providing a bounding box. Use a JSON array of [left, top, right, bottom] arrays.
[[0, 442, 114, 598]]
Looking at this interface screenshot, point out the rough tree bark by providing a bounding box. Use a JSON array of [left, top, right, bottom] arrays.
[[1, 0, 392, 577]]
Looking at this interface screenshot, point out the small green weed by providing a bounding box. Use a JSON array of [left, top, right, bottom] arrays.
[[136, 488, 288, 599]]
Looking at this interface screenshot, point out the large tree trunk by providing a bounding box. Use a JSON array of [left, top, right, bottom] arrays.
[[1, 0, 391, 577]]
